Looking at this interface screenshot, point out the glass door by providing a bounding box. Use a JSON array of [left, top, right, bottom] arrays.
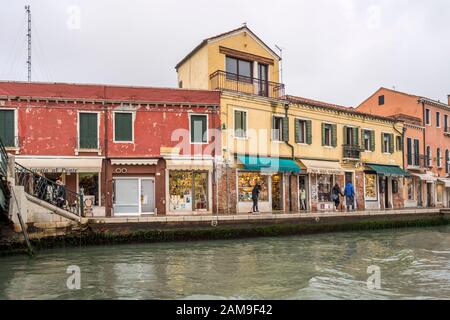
[[193, 172, 208, 211], [271, 173, 283, 211], [258, 64, 268, 97], [141, 178, 155, 213]]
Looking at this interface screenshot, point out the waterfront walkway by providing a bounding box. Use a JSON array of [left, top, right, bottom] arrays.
[[87, 208, 444, 229]]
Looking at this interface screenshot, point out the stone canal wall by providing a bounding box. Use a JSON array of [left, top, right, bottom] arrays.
[[1, 209, 449, 255]]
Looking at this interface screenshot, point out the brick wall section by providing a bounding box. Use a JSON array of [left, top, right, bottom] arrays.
[[283, 174, 299, 212], [217, 164, 237, 214], [355, 171, 365, 210]]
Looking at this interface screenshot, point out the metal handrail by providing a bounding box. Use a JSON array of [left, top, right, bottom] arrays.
[[14, 162, 84, 217], [0, 137, 9, 177], [209, 70, 285, 99]]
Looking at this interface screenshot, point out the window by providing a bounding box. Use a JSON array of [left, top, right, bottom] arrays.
[[113, 177, 155, 214], [436, 112, 441, 128], [295, 119, 311, 144], [362, 129, 375, 152], [272, 116, 287, 142], [238, 172, 269, 202], [413, 139, 420, 166], [169, 171, 208, 211], [190, 114, 208, 144], [426, 146, 432, 167], [234, 110, 247, 138], [364, 130, 371, 151], [378, 95, 385, 106], [114, 112, 133, 142], [382, 133, 393, 153], [317, 174, 332, 202], [364, 173, 377, 201], [79, 113, 98, 149], [79, 173, 99, 206], [437, 148, 442, 167], [344, 126, 359, 146], [445, 115, 449, 132], [226, 56, 252, 81], [437, 184, 444, 203], [0, 109, 16, 147], [425, 109, 431, 125], [446, 149, 449, 174], [323, 123, 332, 146]]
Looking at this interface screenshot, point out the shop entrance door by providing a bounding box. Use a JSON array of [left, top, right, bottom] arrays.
[[271, 173, 283, 211], [384, 177, 391, 209], [141, 179, 155, 213], [418, 181, 423, 207], [298, 175, 308, 211]]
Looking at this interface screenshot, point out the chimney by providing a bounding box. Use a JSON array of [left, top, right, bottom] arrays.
[[448, 94, 450, 105]]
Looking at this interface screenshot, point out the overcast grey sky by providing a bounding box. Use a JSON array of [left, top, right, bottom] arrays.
[[0, 0, 449, 106]]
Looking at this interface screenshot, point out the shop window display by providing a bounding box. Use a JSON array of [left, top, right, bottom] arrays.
[[317, 174, 332, 202], [79, 173, 99, 206], [238, 172, 268, 202], [169, 171, 208, 211], [364, 173, 378, 200]]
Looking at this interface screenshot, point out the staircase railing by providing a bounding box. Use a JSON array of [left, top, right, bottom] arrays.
[[14, 163, 84, 217], [0, 137, 8, 178]]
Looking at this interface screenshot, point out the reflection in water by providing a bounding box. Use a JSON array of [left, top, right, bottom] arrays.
[[1, 226, 450, 299]]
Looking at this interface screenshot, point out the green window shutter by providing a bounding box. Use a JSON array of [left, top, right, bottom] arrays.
[[0, 110, 15, 147], [79, 113, 98, 149], [397, 136, 403, 151], [306, 120, 312, 145], [370, 130, 376, 151], [343, 126, 348, 145], [234, 110, 241, 137], [360, 129, 365, 148], [321, 123, 325, 146], [389, 133, 395, 153], [352, 127, 359, 146], [115, 113, 133, 142], [282, 117, 289, 142], [406, 138, 412, 165], [331, 124, 337, 147], [295, 119, 300, 143]]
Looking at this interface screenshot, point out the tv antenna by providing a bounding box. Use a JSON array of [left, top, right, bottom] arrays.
[[25, 5, 32, 82]]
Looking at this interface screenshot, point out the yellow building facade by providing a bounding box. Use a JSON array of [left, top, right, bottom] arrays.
[[176, 26, 406, 213]]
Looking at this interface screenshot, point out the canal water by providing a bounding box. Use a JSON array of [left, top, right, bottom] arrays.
[[0, 226, 450, 300]]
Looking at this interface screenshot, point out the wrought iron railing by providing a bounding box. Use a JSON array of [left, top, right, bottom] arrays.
[[14, 163, 84, 217], [342, 144, 362, 160], [209, 70, 285, 99], [0, 137, 8, 178]]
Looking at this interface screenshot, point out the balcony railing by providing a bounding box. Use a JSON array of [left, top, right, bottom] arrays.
[[343, 145, 362, 160], [209, 70, 285, 99], [407, 154, 430, 168], [73, 137, 100, 150]]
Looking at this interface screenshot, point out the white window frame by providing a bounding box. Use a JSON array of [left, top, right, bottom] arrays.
[[437, 148, 442, 168], [272, 115, 285, 143], [77, 110, 101, 153], [113, 111, 135, 143], [425, 108, 431, 126], [362, 128, 373, 152], [233, 108, 248, 140], [189, 113, 209, 145], [382, 132, 391, 154], [0, 107, 19, 151]]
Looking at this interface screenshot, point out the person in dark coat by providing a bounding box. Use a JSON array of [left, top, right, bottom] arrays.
[[331, 183, 343, 210], [251, 183, 261, 213], [55, 179, 66, 208]]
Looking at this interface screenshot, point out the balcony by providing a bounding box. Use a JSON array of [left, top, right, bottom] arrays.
[[407, 154, 429, 169], [209, 70, 285, 99], [342, 145, 362, 160]]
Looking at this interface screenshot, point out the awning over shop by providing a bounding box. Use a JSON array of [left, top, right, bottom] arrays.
[[15, 157, 103, 173], [237, 155, 300, 173], [299, 159, 344, 175], [166, 159, 213, 171], [438, 178, 450, 187], [111, 159, 159, 166], [411, 172, 437, 183], [366, 164, 408, 177]]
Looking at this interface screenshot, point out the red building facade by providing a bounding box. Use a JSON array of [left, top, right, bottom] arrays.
[[0, 81, 221, 217]]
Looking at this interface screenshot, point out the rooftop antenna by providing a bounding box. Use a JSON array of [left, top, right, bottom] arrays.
[[25, 5, 31, 82], [392, 85, 396, 91], [275, 45, 283, 84]]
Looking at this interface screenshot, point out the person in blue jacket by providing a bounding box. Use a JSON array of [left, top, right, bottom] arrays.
[[344, 181, 355, 211]]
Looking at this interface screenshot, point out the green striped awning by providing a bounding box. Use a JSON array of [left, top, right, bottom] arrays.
[[366, 164, 409, 177], [237, 155, 301, 173]]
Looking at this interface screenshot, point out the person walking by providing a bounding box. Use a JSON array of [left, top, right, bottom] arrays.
[[299, 187, 307, 211], [344, 181, 355, 211], [331, 183, 343, 210], [251, 183, 261, 214]]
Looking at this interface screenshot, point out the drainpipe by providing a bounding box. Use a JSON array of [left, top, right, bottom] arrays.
[[284, 103, 295, 212]]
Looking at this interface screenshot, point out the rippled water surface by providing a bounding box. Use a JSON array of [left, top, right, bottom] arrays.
[[1, 226, 450, 299]]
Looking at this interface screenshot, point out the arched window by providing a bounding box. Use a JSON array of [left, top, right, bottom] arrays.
[[426, 146, 432, 167], [437, 148, 441, 167], [446, 149, 449, 174]]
